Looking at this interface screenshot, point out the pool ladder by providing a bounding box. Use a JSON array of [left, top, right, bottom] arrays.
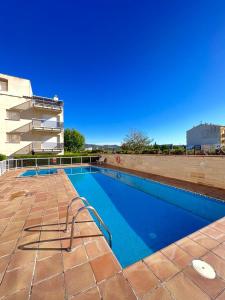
[[64, 196, 112, 252]]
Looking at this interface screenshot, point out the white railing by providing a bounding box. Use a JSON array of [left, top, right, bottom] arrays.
[[0, 156, 100, 175]]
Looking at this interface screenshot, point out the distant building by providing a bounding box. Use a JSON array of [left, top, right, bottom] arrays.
[[186, 123, 225, 149], [0, 74, 64, 156]]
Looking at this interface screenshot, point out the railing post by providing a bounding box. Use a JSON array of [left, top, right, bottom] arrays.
[[15, 159, 17, 169], [81, 156, 82, 164], [48, 158, 50, 167], [71, 157, 72, 165], [21, 159, 23, 168], [89, 156, 91, 164], [60, 157, 62, 165]]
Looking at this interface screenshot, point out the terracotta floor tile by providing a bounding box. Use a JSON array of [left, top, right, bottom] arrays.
[[212, 242, 225, 260], [8, 250, 36, 271], [90, 252, 121, 282], [71, 286, 101, 300], [189, 232, 220, 250], [166, 272, 211, 300], [63, 244, 87, 271], [31, 273, 65, 300], [78, 222, 101, 236], [98, 273, 136, 300], [142, 286, 174, 300], [5, 288, 30, 300], [37, 240, 61, 260], [85, 237, 110, 260], [184, 265, 225, 298], [215, 290, 225, 300], [34, 253, 63, 283], [0, 263, 33, 297], [0, 255, 10, 276], [161, 243, 193, 268], [201, 227, 225, 243], [124, 261, 159, 297], [203, 252, 225, 280], [0, 240, 17, 258], [176, 237, 208, 257], [65, 262, 95, 297], [144, 252, 179, 281]]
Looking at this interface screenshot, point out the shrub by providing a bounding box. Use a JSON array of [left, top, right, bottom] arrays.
[[0, 154, 6, 161]]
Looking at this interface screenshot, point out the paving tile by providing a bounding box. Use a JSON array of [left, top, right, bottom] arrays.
[[124, 261, 159, 297], [90, 252, 121, 282], [215, 290, 225, 300], [34, 253, 63, 283], [176, 237, 208, 257], [65, 262, 95, 297], [142, 286, 174, 300], [0, 240, 17, 258], [63, 244, 87, 270], [189, 232, 220, 250], [37, 240, 61, 260], [0, 263, 34, 297], [212, 242, 225, 260], [0, 255, 10, 282], [71, 286, 101, 300], [201, 227, 225, 243], [161, 243, 193, 268], [31, 273, 65, 300], [8, 250, 36, 271], [5, 288, 30, 300], [166, 272, 211, 300], [184, 265, 225, 298], [203, 252, 225, 280], [84, 237, 110, 260], [144, 252, 180, 281], [98, 273, 136, 300]]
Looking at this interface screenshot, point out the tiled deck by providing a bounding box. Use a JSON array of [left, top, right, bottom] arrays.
[[0, 166, 224, 299]]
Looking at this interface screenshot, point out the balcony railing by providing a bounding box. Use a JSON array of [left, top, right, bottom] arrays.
[[25, 95, 63, 111], [32, 119, 63, 131], [32, 142, 64, 153]]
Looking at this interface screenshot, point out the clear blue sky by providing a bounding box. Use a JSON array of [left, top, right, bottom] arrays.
[[1, 0, 225, 145]]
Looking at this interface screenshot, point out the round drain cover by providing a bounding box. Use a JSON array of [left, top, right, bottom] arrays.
[[192, 260, 216, 279]]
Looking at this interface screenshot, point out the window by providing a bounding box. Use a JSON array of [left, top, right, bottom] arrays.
[[7, 134, 21, 143], [0, 78, 8, 92]]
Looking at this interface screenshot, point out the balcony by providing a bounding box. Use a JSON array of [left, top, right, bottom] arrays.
[[29, 95, 63, 112], [32, 142, 63, 153], [32, 119, 63, 132]]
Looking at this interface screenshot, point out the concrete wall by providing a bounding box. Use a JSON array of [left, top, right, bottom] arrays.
[[103, 154, 225, 189]]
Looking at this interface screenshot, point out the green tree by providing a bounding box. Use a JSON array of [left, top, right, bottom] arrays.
[[121, 130, 153, 153], [64, 129, 85, 152]]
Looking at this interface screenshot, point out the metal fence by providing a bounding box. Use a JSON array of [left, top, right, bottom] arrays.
[[0, 156, 100, 175]]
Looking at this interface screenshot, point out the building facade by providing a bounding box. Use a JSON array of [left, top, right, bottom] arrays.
[[0, 74, 64, 156], [186, 123, 225, 149]]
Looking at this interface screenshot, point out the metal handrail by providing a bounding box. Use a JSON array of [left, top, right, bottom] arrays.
[[64, 196, 90, 232], [68, 205, 112, 252]]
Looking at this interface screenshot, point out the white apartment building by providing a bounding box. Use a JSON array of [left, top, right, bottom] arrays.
[[186, 123, 225, 149], [0, 74, 64, 157]]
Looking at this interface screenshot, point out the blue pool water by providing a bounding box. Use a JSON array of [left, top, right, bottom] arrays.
[[21, 166, 225, 267], [20, 168, 58, 176], [65, 166, 225, 267]]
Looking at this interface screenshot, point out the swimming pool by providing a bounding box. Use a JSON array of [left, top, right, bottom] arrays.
[[65, 166, 225, 267], [20, 166, 225, 267], [20, 168, 58, 176]]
